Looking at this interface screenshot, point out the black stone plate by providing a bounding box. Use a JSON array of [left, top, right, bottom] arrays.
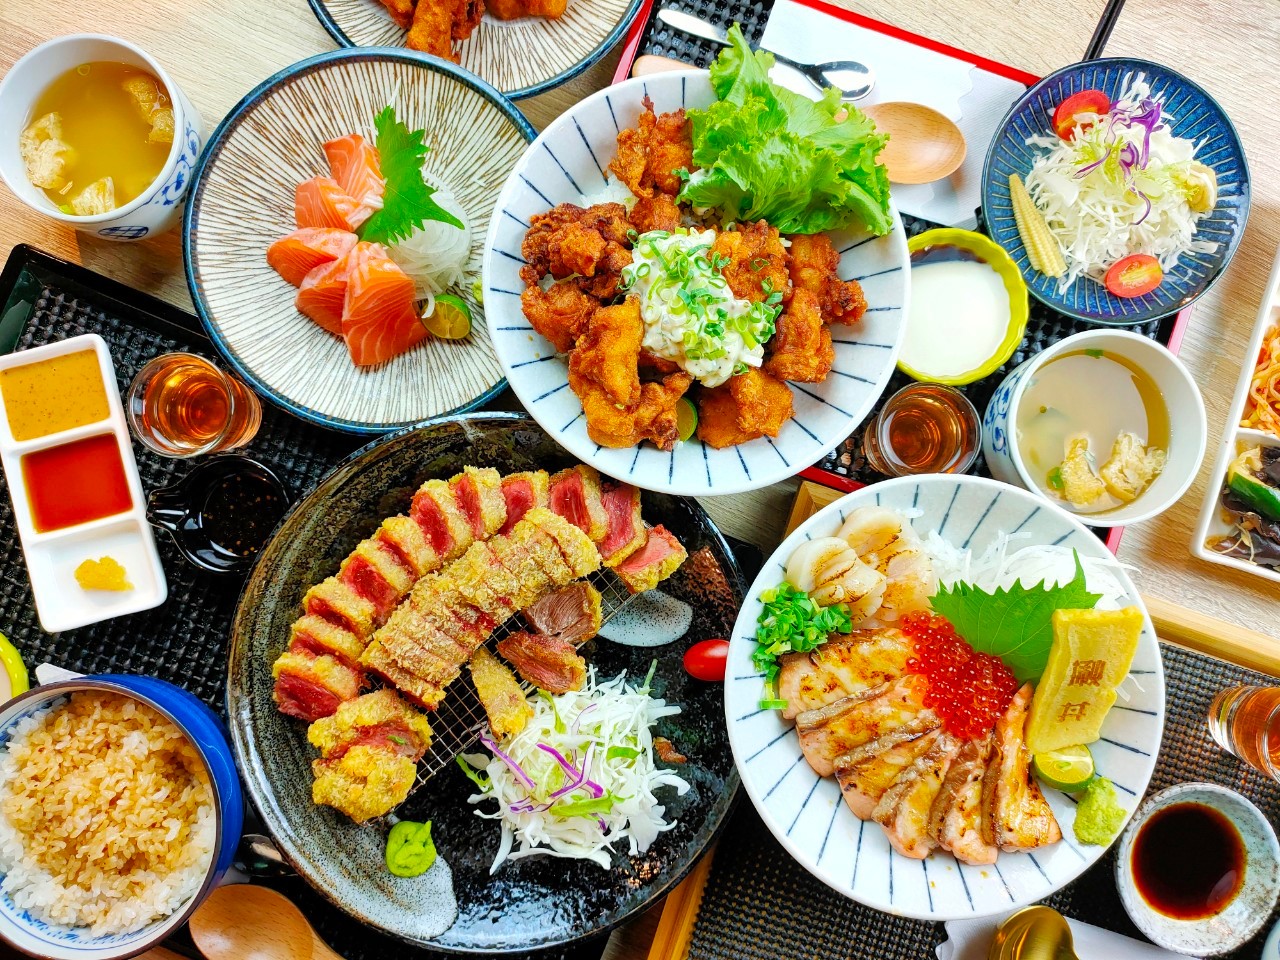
[[227, 411, 744, 953]]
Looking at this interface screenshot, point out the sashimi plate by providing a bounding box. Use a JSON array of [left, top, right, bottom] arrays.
[[185, 48, 533, 434], [725, 475, 1164, 920]]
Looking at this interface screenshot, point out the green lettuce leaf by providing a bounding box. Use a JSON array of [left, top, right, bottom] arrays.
[[680, 24, 891, 236], [359, 105, 462, 246]]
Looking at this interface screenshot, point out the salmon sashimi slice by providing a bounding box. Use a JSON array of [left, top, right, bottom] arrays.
[[323, 134, 385, 211], [295, 176, 374, 231], [341, 244, 427, 366], [296, 253, 355, 335], [267, 227, 358, 287]]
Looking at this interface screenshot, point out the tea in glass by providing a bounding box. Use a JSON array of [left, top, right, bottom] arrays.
[[127, 353, 261, 457]]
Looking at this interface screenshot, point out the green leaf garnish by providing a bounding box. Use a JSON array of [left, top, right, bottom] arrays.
[[455, 754, 491, 791], [1047, 467, 1065, 491], [929, 551, 1101, 683], [1085, 348, 1105, 358], [607, 745, 642, 761], [358, 104, 462, 245]]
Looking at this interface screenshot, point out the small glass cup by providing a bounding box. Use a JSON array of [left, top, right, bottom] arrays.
[[1207, 686, 1280, 781], [862, 383, 980, 477], [126, 352, 261, 458]]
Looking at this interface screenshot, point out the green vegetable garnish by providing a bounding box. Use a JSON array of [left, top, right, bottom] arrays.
[[1047, 467, 1065, 492], [607, 745, 642, 761], [678, 25, 891, 236], [929, 551, 1101, 683], [1227, 446, 1280, 521], [388, 734, 407, 746], [359, 105, 462, 245], [550, 794, 617, 818], [385, 819, 437, 877], [752, 582, 853, 708], [1085, 348, 1105, 358], [1073, 777, 1127, 845], [455, 754, 490, 791]]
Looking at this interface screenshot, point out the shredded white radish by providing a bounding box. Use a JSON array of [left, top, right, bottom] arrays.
[[387, 180, 472, 308]]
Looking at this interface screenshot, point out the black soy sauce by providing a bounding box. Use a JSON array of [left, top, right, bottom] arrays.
[[1132, 802, 1247, 920]]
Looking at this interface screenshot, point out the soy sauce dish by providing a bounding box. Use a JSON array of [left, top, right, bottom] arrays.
[[1116, 782, 1280, 955]]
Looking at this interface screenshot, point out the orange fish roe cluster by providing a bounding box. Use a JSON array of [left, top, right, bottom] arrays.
[[901, 611, 1019, 741]]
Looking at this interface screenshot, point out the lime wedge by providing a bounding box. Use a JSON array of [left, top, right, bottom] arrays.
[[1033, 744, 1095, 793], [422, 294, 472, 340], [676, 397, 698, 442]]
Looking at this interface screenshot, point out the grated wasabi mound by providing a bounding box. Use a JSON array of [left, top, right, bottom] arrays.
[[1074, 776, 1127, 845]]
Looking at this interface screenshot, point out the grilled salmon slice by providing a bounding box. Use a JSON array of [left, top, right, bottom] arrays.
[[834, 717, 942, 819], [929, 733, 998, 865], [796, 673, 933, 778], [778, 628, 912, 720], [981, 683, 1062, 851], [872, 733, 962, 859]]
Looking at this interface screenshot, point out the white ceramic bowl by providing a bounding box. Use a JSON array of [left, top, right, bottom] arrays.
[[981, 328, 1207, 527], [0, 34, 203, 241], [1116, 782, 1280, 956]]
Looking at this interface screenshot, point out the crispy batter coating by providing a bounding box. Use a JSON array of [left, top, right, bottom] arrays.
[[379, 0, 414, 27], [765, 289, 834, 383], [521, 282, 597, 354], [521, 202, 632, 288], [405, 0, 457, 59], [487, 0, 566, 17], [631, 193, 683, 234], [576, 243, 632, 300], [639, 349, 681, 375], [568, 299, 642, 407], [451, 0, 484, 38], [696, 368, 794, 448], [786, 233, 867, 324], [712, 221, 791, 305], [571, 365, 692, 450], [608, 97, 695, 198]]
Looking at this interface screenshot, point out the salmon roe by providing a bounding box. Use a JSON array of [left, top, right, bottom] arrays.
[[901, 611, 1019, 741]]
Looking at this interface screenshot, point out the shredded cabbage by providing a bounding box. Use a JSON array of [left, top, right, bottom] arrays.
[[1023, 73, 1218, 292], [462, 665, 690, 872], [387, 180, 472, 313]]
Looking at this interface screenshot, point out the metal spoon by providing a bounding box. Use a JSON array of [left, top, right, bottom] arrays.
[[988, 906, 1081, 960], [656, 8, 875, 101], [189, 884, 345, 960]]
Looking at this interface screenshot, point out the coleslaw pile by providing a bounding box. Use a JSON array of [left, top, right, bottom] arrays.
[[459, 664, 690, 872]]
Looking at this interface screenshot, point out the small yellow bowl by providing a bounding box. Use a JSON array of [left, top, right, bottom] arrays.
[[0, 631, 28, 703], [898, 227, 1030, 385]]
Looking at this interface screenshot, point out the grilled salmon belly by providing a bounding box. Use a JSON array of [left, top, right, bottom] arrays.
[[981, 683, 1062, 852], [778, 628, 912, 720], [796, 673, 933, 778]]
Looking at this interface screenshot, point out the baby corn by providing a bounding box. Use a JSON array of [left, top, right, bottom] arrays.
[[1009, 173, 1066, 278]]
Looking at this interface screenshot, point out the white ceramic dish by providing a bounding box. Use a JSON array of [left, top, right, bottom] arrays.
[[981, 328, 1207, 528], [0, 335, 166, 631], [1193, 242, 1280, 583], [0, 34, 203, 241], [725, 475, 1164, 920], [1116, 782, 1280, 956], [483, 70, 911, 496]]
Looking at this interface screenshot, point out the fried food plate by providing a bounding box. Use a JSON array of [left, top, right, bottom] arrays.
[[724, 475, 1165, 920], [483, 71, 910, 496], [227, 412, 743, 952]]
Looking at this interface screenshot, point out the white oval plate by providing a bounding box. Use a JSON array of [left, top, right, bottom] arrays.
[[482, 71, 910, 496], [725, 475, 1164, 920]]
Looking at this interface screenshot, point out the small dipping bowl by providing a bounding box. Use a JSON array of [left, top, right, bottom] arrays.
[[0, 34, 204, 241], [898, 228, 1029, 386], [981, 328, 1207, 527], [0, 675, 242, 960], [1116, 782, 1280, 956], [147, 455, 289, 574]]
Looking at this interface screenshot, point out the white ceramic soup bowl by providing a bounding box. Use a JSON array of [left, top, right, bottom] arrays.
[[981, 328, 1206, 527], [0, 34, 203, 241]]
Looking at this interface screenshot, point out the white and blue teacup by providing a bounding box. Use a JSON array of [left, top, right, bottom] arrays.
[[0, 34, 204, 241]]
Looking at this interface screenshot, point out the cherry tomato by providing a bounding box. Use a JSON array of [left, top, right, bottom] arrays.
[[1052, 89, 1111, 140], [683, 638, 729, 682], [1105, 254, 1164, 298]]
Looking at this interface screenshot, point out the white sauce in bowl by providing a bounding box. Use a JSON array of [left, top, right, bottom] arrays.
[[900, 260, 1011, 379]]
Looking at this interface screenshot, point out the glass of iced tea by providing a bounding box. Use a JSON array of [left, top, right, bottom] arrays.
[[1207, 686, 1280, 780], [126, 353, 261, 458], [862, 383, 980, 478]]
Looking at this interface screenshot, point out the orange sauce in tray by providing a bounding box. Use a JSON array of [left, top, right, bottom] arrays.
[[0, 349, 109, 441], [21, 434, 132, 533]]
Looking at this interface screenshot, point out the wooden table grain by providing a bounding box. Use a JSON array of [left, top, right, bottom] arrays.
[[3, 1, 1279, 958]]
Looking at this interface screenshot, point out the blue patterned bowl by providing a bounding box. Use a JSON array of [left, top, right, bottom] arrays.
[[981, 58, 1249, 325], [0, 676, 242, 960]]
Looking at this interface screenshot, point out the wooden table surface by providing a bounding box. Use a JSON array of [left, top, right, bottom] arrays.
[[4, 1, 1279, 958]]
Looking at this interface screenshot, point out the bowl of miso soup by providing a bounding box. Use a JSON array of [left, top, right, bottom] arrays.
[[982, 329, 1207, 526], [0, 34, 203, 240]]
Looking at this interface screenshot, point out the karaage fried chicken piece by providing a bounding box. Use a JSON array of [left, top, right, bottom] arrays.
[[631, 193, 683, 234], [568, 299, 642, 407], [787, 233, 867, 324], [572, 366, 692, 450], [378, 0, 414, 28], [487, 0, 566, 18], [609, 98, 695, 198], [712, 221, 791, 305], [577, 243, 632, 300], [765, 289, 834, 383], [696, 368, 794, 448], [521, 202, 633, 299], [521, 282, 596, 353], [639, 350, 681, 375], [405, 0, 458, 59], [451, 0, 484, 38]]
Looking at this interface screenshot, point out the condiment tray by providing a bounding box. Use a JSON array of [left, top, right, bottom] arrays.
[[0, 333, 167, 630]]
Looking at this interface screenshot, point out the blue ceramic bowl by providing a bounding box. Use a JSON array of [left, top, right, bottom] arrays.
[[982, 57, 1249, 325], [0, 676, 242, 960]]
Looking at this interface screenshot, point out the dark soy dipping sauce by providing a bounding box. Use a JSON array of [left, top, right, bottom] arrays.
[[910, 243, 985, 266], [200, 471, 286, 564], [1132, 802, 1246, 920]]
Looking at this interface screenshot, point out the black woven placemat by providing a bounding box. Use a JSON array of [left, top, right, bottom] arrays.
[[687, 644, 1280, 960]]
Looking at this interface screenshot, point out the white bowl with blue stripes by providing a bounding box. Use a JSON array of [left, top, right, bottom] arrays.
[[725, 475, 1164, 920], [482, 71, 910, 496]]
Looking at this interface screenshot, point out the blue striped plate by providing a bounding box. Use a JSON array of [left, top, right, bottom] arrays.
[[725, 475, 1164, 920], [482, 71, 910, 496], [982, 58, 1249, 325]]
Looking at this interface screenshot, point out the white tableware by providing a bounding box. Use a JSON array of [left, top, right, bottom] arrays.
[[981, 328, 1206, 527], [725, 474, 1164, 920], [0, 334, 166, 631], [0, 34, 203, 241], [483, 70, 910, 496]]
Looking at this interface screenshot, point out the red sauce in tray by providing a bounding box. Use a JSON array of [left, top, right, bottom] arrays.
[[22, 433, 132, 532], [1132, 802, 1246, 919]]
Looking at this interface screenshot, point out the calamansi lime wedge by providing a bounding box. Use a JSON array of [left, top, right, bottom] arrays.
[[422, 294, 472, 340], [1033, 744, 1095, 793], [676, 397, 698, 442]]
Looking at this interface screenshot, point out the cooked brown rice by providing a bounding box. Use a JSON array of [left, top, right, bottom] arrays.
[[0, 691, 216, 936]]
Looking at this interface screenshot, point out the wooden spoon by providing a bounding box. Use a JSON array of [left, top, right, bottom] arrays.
[[859, 102, 967, 184], [188, 885, 344, 960]]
